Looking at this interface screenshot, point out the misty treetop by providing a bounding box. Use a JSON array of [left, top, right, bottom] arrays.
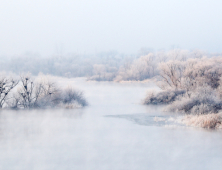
[[0, 49, 213, 81], [0, 51, 127, 78], [89, 49, 209, 81]]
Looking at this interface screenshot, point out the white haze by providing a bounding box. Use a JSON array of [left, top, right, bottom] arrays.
[[1, 0, 222, 56], [1, 78, 222, 170]]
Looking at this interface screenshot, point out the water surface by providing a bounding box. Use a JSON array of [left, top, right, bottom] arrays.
[[0, 78, 222, 170]]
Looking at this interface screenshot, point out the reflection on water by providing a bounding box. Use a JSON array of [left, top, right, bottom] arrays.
[[0, 78, 222, 170]]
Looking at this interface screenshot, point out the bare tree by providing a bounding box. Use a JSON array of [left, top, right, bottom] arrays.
[[16, 75, 36, 108], [158, 60, 185, 90], [13, 74, 60, 109], [0, 76, 18, 108], [35, 76, 60, 107]]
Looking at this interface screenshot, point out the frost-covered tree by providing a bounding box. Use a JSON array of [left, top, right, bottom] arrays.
[[7, 74, 87, 109], [158, 60, 185, 90], [0, 74, 18, 108], [144, 55, 222, 115]]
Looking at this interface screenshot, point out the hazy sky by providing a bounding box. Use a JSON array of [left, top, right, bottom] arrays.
[[1, 0, 222, 56]]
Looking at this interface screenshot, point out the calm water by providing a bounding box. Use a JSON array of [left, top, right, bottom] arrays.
[[0, 78, 222, 170]]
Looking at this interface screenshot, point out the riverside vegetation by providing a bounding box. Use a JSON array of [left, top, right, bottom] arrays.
[[144, 56, 222, 129], [1, 49, 222, 129], [0, 73, 87, 109]]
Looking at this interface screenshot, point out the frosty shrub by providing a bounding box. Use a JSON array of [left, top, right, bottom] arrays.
[[115, 54, 158, 81], [181, 113, 222, 129], [166, 86, 222, 114], [60, 87, 88, 108], [5, 74, 87, 109], [148, 55, 222, 114], [144, 55, 222, 128], [143, 53, 222, 130], [143, 90, 185, 105]]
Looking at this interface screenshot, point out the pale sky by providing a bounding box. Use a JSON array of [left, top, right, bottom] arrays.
[[0, 0, 222, 56]]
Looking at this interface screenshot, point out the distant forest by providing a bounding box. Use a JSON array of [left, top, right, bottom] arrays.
[[0, 49, 220, 81]]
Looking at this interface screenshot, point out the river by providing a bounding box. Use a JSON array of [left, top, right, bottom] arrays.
[[0, 78, 222, 170]]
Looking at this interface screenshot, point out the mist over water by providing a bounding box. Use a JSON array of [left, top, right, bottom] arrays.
[[1, 0, 222, 169], [0, 78, 222, 170]]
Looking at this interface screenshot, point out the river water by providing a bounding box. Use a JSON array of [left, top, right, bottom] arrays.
[[0, 78, 222, 170]]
